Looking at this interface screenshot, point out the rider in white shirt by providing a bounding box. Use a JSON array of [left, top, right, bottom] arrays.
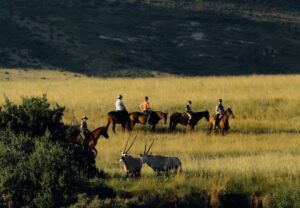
[[115, 95, 127, 112]]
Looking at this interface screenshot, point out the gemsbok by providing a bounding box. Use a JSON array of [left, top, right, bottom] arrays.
[[140, 139, 182, 176], [119, 135, 143, 177]]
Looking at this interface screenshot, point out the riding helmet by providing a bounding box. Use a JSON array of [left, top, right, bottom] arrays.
[[144, 96, 148, 100], [219, 98, 222, 102]]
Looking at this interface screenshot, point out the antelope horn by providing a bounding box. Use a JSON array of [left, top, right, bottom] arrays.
[[123, 134, 131, 153], [146, 139, 155, 154], [126, 135, 137, 153]]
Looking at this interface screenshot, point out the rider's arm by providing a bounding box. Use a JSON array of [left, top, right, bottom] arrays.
[[215, 105, 219, 114], [140, 103, 143, 111]]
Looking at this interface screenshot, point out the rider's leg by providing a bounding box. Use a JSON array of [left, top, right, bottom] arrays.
[[187, 113, 192, 124], [214, 114, 219, 129], [146, 112, 151, 124]]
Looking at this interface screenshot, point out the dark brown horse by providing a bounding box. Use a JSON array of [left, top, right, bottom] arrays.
[[75, 126, 109, 154], [129, 111, 168, 132], [209, 108, 235, 134], [106, 111, 132, 134], [169, 110, 210, 131]]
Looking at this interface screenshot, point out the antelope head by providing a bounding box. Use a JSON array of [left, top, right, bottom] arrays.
[[140, 139, 155, 163], [120, 135, 137, 163]]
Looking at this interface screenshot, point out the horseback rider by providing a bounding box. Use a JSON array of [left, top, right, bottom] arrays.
[[80, 115, 90, 149], [214, 99, 225, 129], [185, 100, 193, 124], [140, 96, 152, 124], [115, 94, 128, 114]]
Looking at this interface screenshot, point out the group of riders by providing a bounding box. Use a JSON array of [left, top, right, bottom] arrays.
[[80, 96, 226, 147]]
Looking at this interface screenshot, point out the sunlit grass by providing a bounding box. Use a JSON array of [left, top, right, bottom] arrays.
[[1, 68, 300, 195]]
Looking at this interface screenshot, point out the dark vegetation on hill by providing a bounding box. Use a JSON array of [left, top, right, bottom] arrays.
[[0, 0, 300, 76]]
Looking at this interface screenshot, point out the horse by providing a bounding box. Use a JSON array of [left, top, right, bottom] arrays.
[[169, 110, 210, 131], [129, 111, 168, 132], [75, 126, 109, 155], [106, 111, 132, 134], [209, 107, 235, 134]]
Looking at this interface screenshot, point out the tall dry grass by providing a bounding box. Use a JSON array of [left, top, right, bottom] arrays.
[[1, 69, 300, 194]]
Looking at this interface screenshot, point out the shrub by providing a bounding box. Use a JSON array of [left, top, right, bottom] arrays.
[[0, 94, 65, 140], [0, 95, 112, 207], [0, 130, 113, 207]]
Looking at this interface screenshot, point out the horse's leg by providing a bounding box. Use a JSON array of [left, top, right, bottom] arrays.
[[121, 123, 126, 132], [173, 122, 178, 131], [106, 118, 111, 130], [169, 119, 173, 131], [209, 122, 213, 133], [112, 121, 116, 134], [152, 124, 156, 132], [131, 121, 136, 129]]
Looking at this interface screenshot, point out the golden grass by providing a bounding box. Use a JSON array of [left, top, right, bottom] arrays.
[[1, 68, 300, 193]]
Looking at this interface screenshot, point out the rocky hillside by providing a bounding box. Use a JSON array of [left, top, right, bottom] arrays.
[[0, 0, 300, 76]]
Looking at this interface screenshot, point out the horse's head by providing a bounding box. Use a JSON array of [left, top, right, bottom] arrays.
[[227, 107, 235, 119], [204, 110, 210, 121], [101, 127, 109, 139]]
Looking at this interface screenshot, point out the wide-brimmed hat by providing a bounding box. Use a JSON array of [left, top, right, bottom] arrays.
[[82, 115, 88, 120]]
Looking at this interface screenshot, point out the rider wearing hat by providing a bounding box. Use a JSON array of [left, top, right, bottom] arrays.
[[80, 115, 90, 148], [140, 96, 152, 124], [214, 99, 225, 129], [185, 100, 193, 124], [115, 94, 127, 113]]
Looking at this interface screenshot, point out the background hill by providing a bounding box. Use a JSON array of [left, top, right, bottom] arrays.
[[1, 0, 300, 76]]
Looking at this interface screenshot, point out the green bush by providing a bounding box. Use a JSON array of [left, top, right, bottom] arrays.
[[0, 130, 113, 207], [0, 94, 65, 140], [0, 95, 112, 207]]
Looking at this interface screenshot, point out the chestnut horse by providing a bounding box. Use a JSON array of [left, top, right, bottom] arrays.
[[106, 111, 132, 134], [209, 108, 235, 134], [76, 126, 109, 154], [129, 111, 168, 132], [169, 110, 210, 131]]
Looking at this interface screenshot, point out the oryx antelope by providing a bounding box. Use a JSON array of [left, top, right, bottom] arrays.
[[140, 139, 182, 176], [120, 135, 143, 177]]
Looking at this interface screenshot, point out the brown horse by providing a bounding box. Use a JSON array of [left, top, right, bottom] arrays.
[[209, 108, 235, 134], [106, 111, 132, 134], [129, 111, 168, 132], [169, 110, 210, 131], [76, 126, 109, 154]]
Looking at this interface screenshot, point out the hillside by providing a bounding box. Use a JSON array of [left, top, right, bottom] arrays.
[[1, 0, 300, 76]]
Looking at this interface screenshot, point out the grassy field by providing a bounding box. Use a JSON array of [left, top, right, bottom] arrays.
[[1, 69, 300, 206]]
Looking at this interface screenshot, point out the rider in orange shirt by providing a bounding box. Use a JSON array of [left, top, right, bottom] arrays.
[[140, 96, 152, 124]]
